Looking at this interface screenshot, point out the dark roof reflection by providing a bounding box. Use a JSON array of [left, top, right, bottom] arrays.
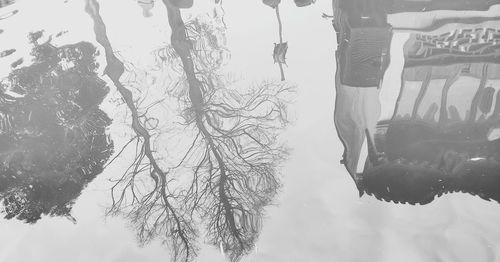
[[333, 0, 500, 205]]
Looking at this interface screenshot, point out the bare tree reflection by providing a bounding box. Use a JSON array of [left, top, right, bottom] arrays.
[[152, 11, 229, 78], [84, 1, 291, 260], [85, 1, 197, 261], [0, 31, 113, 223], [161, 1, 292, 260]]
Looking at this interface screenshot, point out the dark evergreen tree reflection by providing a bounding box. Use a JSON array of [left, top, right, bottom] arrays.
[[333, 0, 500, 205], [0, 32, 113, 223]]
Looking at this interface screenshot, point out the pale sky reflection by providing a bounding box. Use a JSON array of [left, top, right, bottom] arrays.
[[1, 1, 500, 262]]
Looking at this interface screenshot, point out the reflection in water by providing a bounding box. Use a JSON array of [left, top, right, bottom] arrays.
[[0, 48, 15, 58], [2, 0, 500, 260], [87, 0, 292, 261], [169, 0, 194, 9], [158, 1, 291, 260], [0, 0, 15, 8], [85, 0, 197, 261], [10, 58, 23, 69], [294, 0, 315, 7], [334, 0, 500, 205], [137, 0, 155, 17], [0, 32, 113, 223], [404, 27, 500, 66], [263, 0, 288, 81], [263, 0, 316, 81], [0, 9, 17, 20]]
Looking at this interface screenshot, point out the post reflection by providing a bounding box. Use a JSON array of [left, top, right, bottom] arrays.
[[334, 0, 500, 205], [262, 0, 317, 81]]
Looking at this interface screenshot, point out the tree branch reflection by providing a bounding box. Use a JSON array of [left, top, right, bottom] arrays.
[[84, 1, 292, 261], [160, 2, 292, 260]]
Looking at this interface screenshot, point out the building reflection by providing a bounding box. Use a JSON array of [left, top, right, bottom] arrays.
[[334, 0, 500, 204]]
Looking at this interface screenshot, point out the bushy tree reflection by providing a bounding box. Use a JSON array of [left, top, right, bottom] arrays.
[[0, 32, 113, 223], [86, 0, 292, 261], [333, 0, 500, 205]]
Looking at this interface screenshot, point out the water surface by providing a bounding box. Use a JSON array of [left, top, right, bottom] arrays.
[[1, 1, 500, 261]]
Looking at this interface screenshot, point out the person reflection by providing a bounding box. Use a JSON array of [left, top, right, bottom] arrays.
[[332, 0, 392, 188], [333, 0, 500, 205], [0, 31, 113, 223]]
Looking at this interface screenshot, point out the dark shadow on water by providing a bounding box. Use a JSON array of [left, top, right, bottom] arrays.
[[0, 31, 113, 223]]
